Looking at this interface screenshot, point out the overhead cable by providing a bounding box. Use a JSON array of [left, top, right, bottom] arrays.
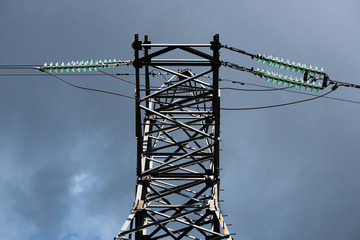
[[40, 69, 136, 100], [99, 70, 136, 86], [220, 78, 360, 105], [221, 89, 334, 111], [0, 65, 41, 69]]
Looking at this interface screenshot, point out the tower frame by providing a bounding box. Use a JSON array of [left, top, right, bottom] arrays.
[[116, 34, 231, 240]]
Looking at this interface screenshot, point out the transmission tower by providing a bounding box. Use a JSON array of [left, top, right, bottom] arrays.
[[33, 32, 360, 240], [115, 34, 232, 240]]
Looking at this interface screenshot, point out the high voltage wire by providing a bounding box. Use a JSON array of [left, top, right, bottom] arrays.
[[99, 70, 137, 86], [0, 73, 137, 77], [40, 71, 210, 109], [221, 89, 334, 111], [1, 70, 359, 105], [42, 70, 136, 100], [221, 60, 324, 92], [220, 78, 360, 105], [220, 43, 345, 110], [220, 86, 290, 92], [39, 70, 337, 111], [2, 59, 359, 106], [222, 44, 360, 90], [2, 60, 359, 90], [0, 65, 41, 69]]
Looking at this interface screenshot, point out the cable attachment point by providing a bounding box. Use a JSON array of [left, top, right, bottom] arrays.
[[33, 66, 44, 72], [332, 83, 339, 91]]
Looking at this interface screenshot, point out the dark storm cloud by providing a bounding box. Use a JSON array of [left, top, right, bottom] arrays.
[[1, 0, 360, 239]]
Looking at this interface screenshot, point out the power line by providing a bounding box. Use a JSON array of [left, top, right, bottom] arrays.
[[41, 70, 136, 100], [2, 64, 359, 105], [0, 73, 136, 77], [40, 70, 204, 110], [221, 78, 360, 105], [99, 70, 137, 86], [222, 45, 257, 58], [2, 70, 359, 105], [2, 69, 208, 93], [221, 89, 334, 110], [0, 65, 41, 69], [0, 72, 174, 77], [3, 61, 359, 105], [222, 45, 360, 91], [220, 86, 290, 92]]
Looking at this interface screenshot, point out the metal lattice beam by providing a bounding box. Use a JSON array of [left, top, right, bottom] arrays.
[[116, 34, 232, 240]]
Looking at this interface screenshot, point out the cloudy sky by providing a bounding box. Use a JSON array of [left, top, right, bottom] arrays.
[[1, 0, 360, 239]]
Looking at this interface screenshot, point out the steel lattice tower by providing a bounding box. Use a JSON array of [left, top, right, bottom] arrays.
[[115, 34, 232, 240]]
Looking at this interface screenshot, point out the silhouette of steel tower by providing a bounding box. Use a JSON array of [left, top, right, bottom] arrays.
[[115, 34, 232, 240]]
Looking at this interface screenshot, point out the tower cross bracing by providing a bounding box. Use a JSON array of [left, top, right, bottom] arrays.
[[116, 34, 232, 240]]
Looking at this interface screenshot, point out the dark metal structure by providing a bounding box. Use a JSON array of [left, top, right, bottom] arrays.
[[115, 34, 232, 240]]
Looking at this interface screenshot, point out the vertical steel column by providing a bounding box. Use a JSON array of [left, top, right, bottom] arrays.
[[211, 34, 221, 179], [211, 34, 221, 235], [132, 34, 146, 240], [144, 35, 152, 172], [133, 34, 142, 177], [116, 35, 232, 240], [144, 35, 151, 109]]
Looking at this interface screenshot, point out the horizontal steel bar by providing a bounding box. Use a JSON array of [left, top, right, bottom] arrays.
[[151, 59, 210, 62], [146, 95, 205, 98], [144, 152, 212, 156], [142, 62, 212, 66], [142, 123, 209, 126], [141, 44, 211, 47], [144, 117, 211, 135], [147, 204, 205, 208], [155, 156, 213, 175], [140, 88, 207, 92], [149, 173, 212, 178], [148, 115, 211, 122], [158, 111, 211, 114], [151, 177, 207, 180]]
